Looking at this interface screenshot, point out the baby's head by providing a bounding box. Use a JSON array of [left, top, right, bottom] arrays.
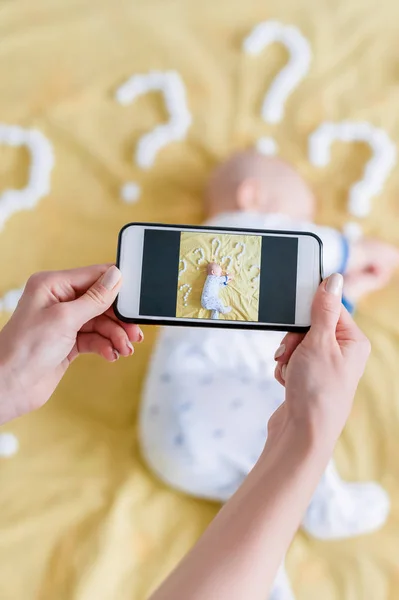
[[207, 262, 223, 276], [205, 150, 315, 222]]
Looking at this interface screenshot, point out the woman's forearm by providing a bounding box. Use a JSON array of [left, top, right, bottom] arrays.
[[0, 360, 17, 425], [151, 416, 334, 600]]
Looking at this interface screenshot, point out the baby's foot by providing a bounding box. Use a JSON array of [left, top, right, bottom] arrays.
[[302, 461, 390, 540], [223, 306, 232, 314]]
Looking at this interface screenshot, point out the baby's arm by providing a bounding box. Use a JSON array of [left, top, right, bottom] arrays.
[[344, 238, 399, 303], [306, 223, 399, 303], [218, 275, 230, 286]]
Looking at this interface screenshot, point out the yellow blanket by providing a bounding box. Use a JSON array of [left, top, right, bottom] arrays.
[[0, 1, 399, 599]]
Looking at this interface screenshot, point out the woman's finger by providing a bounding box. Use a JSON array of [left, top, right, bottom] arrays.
[[69, 266, 122, 328], [70, 332, 119, 362], [60, 264, 113, 295], [81, 315, 134, 357], [274, 332, 305, 363], [335, 305, 371, 362], [310, 274, 343, 335], [274, 363, 285, 387], [104, 308, 144, 343]]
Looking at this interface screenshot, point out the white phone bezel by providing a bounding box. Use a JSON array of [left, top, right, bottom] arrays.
[[116, 224, 321, 328]]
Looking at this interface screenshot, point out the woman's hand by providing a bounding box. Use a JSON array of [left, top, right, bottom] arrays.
[[0, 265, 142, 424], [151, 276, 372, 600], [272, 273, 371, 448]]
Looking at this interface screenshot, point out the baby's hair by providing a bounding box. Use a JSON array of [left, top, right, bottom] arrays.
[[207, 261, 220, 275]]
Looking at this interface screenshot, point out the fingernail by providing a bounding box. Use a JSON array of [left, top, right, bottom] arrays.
[[112, 350, 120, 362], [126, 341, 134, 355], [325, 273, 343, 296], [138, 329, 144, 343], [281, 364, 287, 381], [101, 266, 122, 291], [274, 344, 286, 360]]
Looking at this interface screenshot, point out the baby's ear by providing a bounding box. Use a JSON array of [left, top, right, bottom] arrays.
[[236, 178, 262, 212]]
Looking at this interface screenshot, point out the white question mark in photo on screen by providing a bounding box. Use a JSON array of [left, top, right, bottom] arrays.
[[249, 264, 261, 288], [221, 255, 233, 272], [116, 70, 192, 203], [234, 242, 246, 266], [179, 259, 187, 276], [243, 20, 312, 156], [309, 121, 397, 218], [211, 238, 221, 259], [193, 247, 206, 270], [179, 283, 192, 307]]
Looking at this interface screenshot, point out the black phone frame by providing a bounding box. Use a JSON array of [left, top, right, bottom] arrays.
[[114, 222, 324, 333]]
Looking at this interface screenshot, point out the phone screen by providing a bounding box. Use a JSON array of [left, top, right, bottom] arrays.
[[137, 228, 303, 325]]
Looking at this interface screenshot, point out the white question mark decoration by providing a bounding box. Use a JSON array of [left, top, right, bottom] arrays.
[[243, 20, 312, 155], [116, 70, 192, 203], [0, 124, 55, 230], [342, 221, 363, 243], [0, 126, 53, 461], [0, 284, 24, 313], [0, 433, 19, 458], [309, 121, 397, 218]]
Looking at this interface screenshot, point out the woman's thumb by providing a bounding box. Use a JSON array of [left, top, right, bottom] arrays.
[[72, 266, 122, 326], [310, 273, 343, 334]]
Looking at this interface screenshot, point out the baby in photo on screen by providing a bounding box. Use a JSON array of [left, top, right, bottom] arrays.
[[201, 262, 234, 319]]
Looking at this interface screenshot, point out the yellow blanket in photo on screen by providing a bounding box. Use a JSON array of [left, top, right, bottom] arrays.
[[176, 232, 262, 322]]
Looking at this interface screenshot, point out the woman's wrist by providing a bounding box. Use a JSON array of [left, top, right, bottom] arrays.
[[0, 363, 15, 424], [0, 345, 23, 424], [268, 400, 337, 454], [261, 407, 336, 480]]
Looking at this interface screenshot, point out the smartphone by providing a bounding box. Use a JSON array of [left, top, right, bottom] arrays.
[[115, 222, 323, 332]]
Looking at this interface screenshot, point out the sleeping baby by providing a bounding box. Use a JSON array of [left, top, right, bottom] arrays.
[[201, 262, 233, 319], [139, 151, 399, 599]]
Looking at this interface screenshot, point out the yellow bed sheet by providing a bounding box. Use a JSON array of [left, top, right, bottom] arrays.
[[177, 232, 261, 322], [0, 1, 399, 599]]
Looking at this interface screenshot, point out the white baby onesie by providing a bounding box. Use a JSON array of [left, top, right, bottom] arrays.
[[201, 274, 231, 319], [139, 211, 389, 600]]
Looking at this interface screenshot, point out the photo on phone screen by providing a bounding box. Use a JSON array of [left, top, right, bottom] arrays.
[[136, 228, 302, 325]]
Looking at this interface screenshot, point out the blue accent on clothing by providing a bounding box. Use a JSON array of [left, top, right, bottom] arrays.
[[223, 275, 228, 286], [339, 236, 350, 274], [213, 429, 224, 438], [338, 237, 355, 313], [231, 398, 243, 409], [174, 433, 184, 446], [342, 295, 355, 314]]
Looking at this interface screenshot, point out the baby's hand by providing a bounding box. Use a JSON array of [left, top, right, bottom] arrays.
[[344, 269, 395, 303], [347, 238, 399, 276], [345, 238, 399, 302], [227, 273, 234, 282]]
